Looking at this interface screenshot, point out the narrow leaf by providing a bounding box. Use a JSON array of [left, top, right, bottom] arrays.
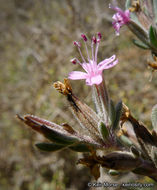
[[69, 143, 91, 152], [109, 99, 116, 125], [149, 25, 157, 48], [108, 169, 119, 176], [35, 142, 66, 152], [153, 0, 157, 23], [128, 21, 149, 45], [113, 101, 122, 130], [119, 135, 133, 147], [133, 39, 149, 49], [128, 116, 155, 146], [101, 152, 142, 171], [41, 125, 79, 145], [99, 122, 109, 140], [125, 0, 131, 9], [17, 114, 79, 145], [151, 104, 157, 129]]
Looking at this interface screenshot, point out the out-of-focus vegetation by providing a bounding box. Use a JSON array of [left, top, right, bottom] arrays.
[[0, 0, 157, 189]]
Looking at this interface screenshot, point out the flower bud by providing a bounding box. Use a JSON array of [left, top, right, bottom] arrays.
[[92, 36, 97, 44], [71, 58, 77, 64], [73, 41, 81, 48], [81, 34, 88, 41], [97, 32, 102, 39]]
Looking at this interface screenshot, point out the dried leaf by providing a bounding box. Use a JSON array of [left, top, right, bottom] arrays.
[[61, 123, 76, 134], [130, 146, 140, 157], [152, 130, 157, 146], [100, 151, 142, 171], [77, 152, 100, 180], [90, 164, 100, 180], [133, 159, 157, 181], [17, 114, 79, 145], [128, 116, 155, 146]]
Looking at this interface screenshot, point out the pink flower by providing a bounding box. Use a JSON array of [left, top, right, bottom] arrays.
[[68, 33, 118, 86], [109, 4, 130, 36]]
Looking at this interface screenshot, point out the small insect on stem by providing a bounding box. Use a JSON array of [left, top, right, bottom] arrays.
[[53, 78, 72, 95], [53, 79, 79, 110], [129, 0, 140, 12]]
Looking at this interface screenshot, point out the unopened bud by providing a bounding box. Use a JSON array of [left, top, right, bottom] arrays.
[[92, 36, 97, 44], [73, 41, 81, 48], [71, 58, 77, 64], [97, 32, 102, 39], [81, 34, 88, 41]]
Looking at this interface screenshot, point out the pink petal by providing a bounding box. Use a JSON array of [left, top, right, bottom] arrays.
[[102, 59, 118, 70], [68, 71, 88, 80], [82, 63, 90, 72], [82, 60, 97, 73], [90, 60, 98, 71], [125, 10, 130, 18], [109, 4, 123, 14], [86, 74, 103, 86], [98, 55, 116, 70]]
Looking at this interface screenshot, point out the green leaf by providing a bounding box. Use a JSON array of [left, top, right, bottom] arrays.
[[128, 21, 149, 45], [108, 169, 119, 176], [151, 104, 157, 129], [69, 143, 91, 152], [113, 101, 122, 130], [153, 0, 157, 24], [99, 122, 109, 140], [35, 142, 66, 152], [119, 135, 133, 147], [41, 125, 79, 145], [149, 25, 157, 48], [109, 99, 116, 125], [125, 0, 131, 9], [133, 39, 149, 49]]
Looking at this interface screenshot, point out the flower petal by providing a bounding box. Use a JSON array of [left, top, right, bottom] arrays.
[[103, 59, 118, 70], [98, 55, 117, 71], [82, 63, 90, 72], [109, 4, 123, 14], [86, 74, 103, 86], [68, 71, 88, 80]]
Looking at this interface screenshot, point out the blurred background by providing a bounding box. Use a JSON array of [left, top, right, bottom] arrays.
[[0, 0, 157, 189]]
